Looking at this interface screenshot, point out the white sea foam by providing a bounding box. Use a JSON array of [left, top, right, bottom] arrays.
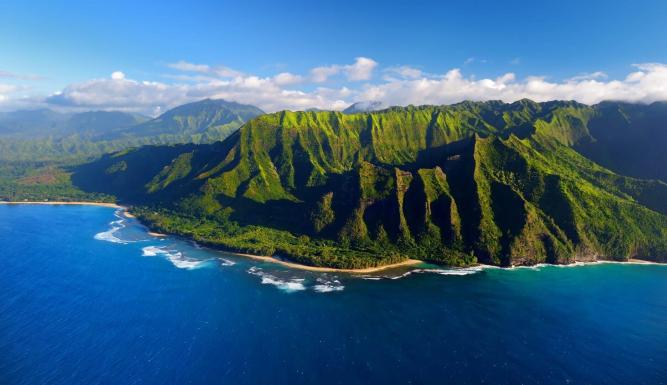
[[141, 245, 207, 270], [141, 245, 163, 257], [247, 267, 307, 292], [361, 259, 662, 282], [478, 260, 655, 271], [218, 258, 236, 266], [313, 277, 344, 293], [389, 266, 485, 279], [500, 261, 604, 270], [94, 210, 129, 243]]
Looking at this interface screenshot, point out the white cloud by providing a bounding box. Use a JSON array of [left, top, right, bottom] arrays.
[[357, 63, 667, 107], [384, 66, 423, 80], [309, 57, 378, 83], [0, 84, 18, 94], [0, 84, 16, 101], [41, 70, 354, 114], [272, 72, 304, 86], [310, 65, 341, 83], [213, 66, 244, 78], [0, 84, 23, 102], [167, 60, 243, 78], [344, 57, 377, 81], [567, 71, 607, 82], [45, 76, 189, 112], [4, 58, 667, 115]]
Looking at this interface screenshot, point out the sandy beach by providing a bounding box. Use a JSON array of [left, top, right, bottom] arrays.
[[626, 258, 662, 265], [233, 252, 422, 273]]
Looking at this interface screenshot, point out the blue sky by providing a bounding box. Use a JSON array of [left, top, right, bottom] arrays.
[[1, 0, 667, 114]]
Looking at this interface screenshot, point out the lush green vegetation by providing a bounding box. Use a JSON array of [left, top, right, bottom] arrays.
[[0, 161, 113, 202], [58, 100, 667, 268], [133, 207, 414, 269]]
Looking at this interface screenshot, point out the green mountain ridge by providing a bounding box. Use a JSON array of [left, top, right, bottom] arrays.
[[0, 99, 264, 161], [0, 109, 149, 138], [65, 111, 151, 137], [106, 99, 264, 141], [67, 100, 667, 269]]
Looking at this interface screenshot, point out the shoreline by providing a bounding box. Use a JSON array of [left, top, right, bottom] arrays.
[[2, 201, 663, 272], [627, 258, 660, 265], [232, 253, 423, 273], [0, 201, 124, 209], [228, 254, 665, 273]]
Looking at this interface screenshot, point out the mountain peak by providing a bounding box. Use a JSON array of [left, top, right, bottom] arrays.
[[113, 98, 264, 140], [343, 101, 385, 114]]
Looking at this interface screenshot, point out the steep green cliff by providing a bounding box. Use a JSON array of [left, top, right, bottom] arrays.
[[68, 101, 667, 268]]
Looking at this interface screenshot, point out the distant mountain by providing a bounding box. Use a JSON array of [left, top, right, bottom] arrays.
[[111, 99, 264, 141], [0, 109, 71, 137], [66, 111, 150, 137], [0, 109, 148, 138], [68, 101, 667, 269], [343, 101, 384, 114], [0, 99, 264, 161]]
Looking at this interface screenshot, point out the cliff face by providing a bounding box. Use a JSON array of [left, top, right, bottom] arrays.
[[72, 101, 667, 268]]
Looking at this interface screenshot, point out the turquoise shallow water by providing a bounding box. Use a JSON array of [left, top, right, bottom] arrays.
[[1, 205, 666, 385]]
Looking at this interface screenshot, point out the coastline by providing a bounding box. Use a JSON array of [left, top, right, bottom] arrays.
[[232, 252, 423, 273], [2, 201, 662, 272], [0, 201, 124, 209]]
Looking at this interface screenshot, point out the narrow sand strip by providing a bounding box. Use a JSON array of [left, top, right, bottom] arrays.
[[627, 259, 662, 265], [233, 253, 422, 273]]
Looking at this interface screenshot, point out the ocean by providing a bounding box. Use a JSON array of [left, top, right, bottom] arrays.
[[1, 205, 665, 384]]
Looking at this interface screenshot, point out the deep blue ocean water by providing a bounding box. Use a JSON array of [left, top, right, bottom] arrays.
[[1, 205, 666, 385]]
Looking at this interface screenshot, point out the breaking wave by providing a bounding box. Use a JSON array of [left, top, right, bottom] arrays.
[[94, 210, 129, 244], [245, 268, 345, 293], [313, 277, 345, 292], [141, 245, 208, 270], [388, 266, 486, 280], [218, 258, 236, 266], [246, 267, 307, 292]]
